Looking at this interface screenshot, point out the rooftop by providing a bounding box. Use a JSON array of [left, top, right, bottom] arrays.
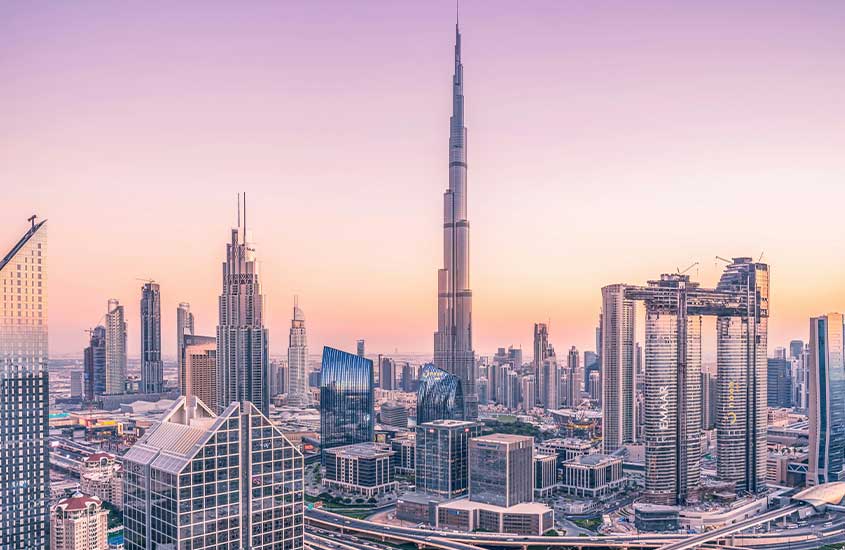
[[54, 492, 102, 513], [420, 419, 478, 428], [472, 433, 533, 444], [567, 453, 620, 466], [439, 497, 552, 515], [325, 442, 394, 459]]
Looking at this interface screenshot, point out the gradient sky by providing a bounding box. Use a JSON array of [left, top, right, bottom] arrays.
[[2, 1, 844, 359]]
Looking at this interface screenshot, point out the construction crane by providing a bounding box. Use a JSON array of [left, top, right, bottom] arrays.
[[677, 262, 699, 275], [135, 277, 157, 286]]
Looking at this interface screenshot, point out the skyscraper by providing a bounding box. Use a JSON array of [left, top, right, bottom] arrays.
[[379, 355, 396, 390], [181, 334, 217, 412], [320, 347, 374, 463], [521, 375, 536, 411], [469, 434, 534, 508], [287, 297, 309, 407], [533, 323, 550, 404], [140, 282, 163, 394], [105, 299, 127, 395], [415, 419, 481, 498], [767, 357, 792, 408], [567, 346, 582, 407], [434, 20, 477, 421], [541, 351, 559, 409], [357, 339, 365, 358], [50, 493, 108, 550], [601, 284, 637, 453], [217, 197, 270, 414], [123, 397, 304, 550], [0, 218, 49, 549], [417, 364, 464, 425], [808, 313, 845, 485], [84, 325, 106, 400], [176, 302, 194, 393], [789, 340, 805, 361]]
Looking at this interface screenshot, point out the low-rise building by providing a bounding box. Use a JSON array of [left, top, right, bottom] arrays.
[[436, 499, 553, 535], [51, 493, 109, 550], [560, 454, 624, 498], [537, 437, 596, 466], [634, 503, 680, 532], [324, 442, 396, 497], [534, 453, 557, 497]]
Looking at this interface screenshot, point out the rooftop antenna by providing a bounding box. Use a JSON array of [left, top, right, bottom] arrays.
[[237, 193, 241, 227], [243, 192, 247, 245], [27, 214, 37, 229], [758, 251, 765, 263]]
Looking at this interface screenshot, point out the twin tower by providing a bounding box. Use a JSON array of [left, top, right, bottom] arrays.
[[602, 258, 769, 505]]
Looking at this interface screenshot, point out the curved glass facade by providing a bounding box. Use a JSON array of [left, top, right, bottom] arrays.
[[416, 364, 464, 425], [320, 346, 374, 463]]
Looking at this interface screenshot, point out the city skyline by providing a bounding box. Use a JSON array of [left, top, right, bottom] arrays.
[[3, 1, 845, 359]]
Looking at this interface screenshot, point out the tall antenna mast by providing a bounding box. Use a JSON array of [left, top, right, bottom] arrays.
[[243, 192, 247, 246]]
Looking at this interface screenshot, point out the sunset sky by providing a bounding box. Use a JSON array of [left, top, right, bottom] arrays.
[[2, 1, 844, 359]]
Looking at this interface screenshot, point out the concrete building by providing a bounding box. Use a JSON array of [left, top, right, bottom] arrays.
[[416, 419, 480, 499], [105, 299, 127, 395], [560, 454, 625, 498], [323, 442, 396, 497], [538, 438, 596, 466], [122, 396, 303, 550], [181, 334, 217, 412], [380, 401, 409, 429], [469, 434, 533, 508], [433, 21, 477, 421], [50, 493, 108, 550], [79, 452, 122, 511], [391, 435, 416, 476], [0, 218, 49, 549]]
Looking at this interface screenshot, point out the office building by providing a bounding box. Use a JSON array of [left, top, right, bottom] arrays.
[[521, 375, 536, 411], [435, 500, 553, 536], [416, 363, 464, 425], [0, 218, 49, 549], [287, 297, 309, 407], [50, 493, 108, 550], [85, 325, 106, 399], [601, 284, 636, 453], [323, 442, 396, 497], [181, 334, 217, 412], [176, 302, 194, 393], [588, 371, 601, 401], [391, 435, 416, 475], [357, 339, 365, 358], [567, 346, 582, 407], [808, 313, 845, 485], [105, 299, 127, 395], [216, 197, 270, 414], [534, 454, 558, 497], [320, 346, 374, 462], [469, 434, 533, 508], [415, 419, 480, 498], [560, 454, 625, 499], [433, 21, 477, 421], [767, 358, 792, 408], [139, 282, 163, 394], [541, 352, 558, 409], [380, 402, 409, 428], [123, 397, 304, 550], [379, 355, 396, 390]]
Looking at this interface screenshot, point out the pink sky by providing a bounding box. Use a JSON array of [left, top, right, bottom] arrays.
[[2, 1, 844, 359]]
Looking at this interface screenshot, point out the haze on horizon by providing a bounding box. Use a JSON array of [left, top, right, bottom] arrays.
[[2, 0, 844, 360]]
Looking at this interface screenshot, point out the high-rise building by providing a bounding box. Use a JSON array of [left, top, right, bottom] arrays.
[[50, 493, 108, 550], [401, 362, 416, 392], [357, 339, 365, 358], [140, 282, 163, 394], [588, 371, 601, 401], [70, 370, 83, 398], [533, 323, 550, 404], [508, 346, 523, 368], [320, 347, 374, 463], [501, 367, 521, 410], [541, 352, 558, 409], [85, 325, 106, 399], [416, 363, 464, 425], [270, 360, 288, 398], [601, 284, 637, 453], [217, 197, 270, 414], [287, 297, 309, 407], [105, 299, 127, 395], [379, 355, 396, 390], [123, 397, 304, 550], [477, 376, 489, 405], [789, 340, 805, 361], [567, 346, 582, 407], [380, 402, 409, 428], [415, 420, 481, 498], [181, 334, 217, 412], [701, 372, 718, 430], [176, 302, 194, 393], [469, 434, 534, 508], [521, 375, 536, 411], [808, 313, 845, 485], [767, 358, 792, 408], [433, 22, 477, 421], [0, 218, 49, 549]]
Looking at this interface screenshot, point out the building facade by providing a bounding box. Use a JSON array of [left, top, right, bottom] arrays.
[[287, 297, 309, 407], [140, 282, 163, 394], [216, 201, 270, 414], [767, 358, 792, 408], [601, 284, 637, 453], [182, 334, 217, 411], [320, 347, 374, 463], [469, 434, 534, 508], [123, 397, 304, 550], [50, 493, 108, 550], [808, 313, 845, 485], [433, 22, 477, 421], [0, 219, 49, 549], [323, 442, 396, 497], [416, 363, 464, 425], [105, 299, 127, 395], [560, 454, 625, 498], [176, 302, 194, 393], [415, 419, 480, 498]]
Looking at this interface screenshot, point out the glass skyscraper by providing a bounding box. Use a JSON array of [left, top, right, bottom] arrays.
[[416, 364, 464, 425], [140, 282, 163, 394], [85, 325, 106, 399], [320, 346, 374, 463], [415, 420, 480, 498], [105, 299, 127, 395], [0, 218, 49, 549], [808, 313, 845, 485], [123, 397, 304, 550]]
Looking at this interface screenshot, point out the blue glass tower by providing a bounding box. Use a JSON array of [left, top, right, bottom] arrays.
[[809, 313, 845, 485], [320, 346, 374, 463], [416, 364, 464, 425]]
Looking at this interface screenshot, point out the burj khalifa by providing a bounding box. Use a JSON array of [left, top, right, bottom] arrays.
[[434, 20, 477, 420]]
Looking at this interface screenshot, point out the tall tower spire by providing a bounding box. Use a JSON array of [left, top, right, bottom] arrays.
[[434, 16, 476, 420]]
